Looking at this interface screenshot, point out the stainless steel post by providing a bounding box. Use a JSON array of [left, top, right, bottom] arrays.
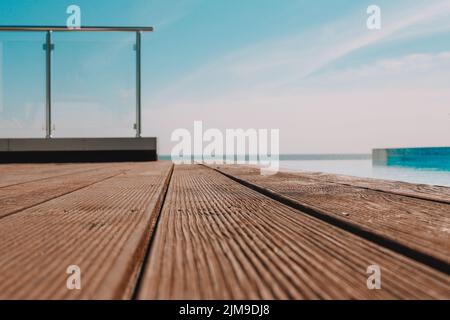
[[136, 31, 142, 138], [45, 30, 52, 138]]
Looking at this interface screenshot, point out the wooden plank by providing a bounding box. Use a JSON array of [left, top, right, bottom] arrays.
[[0, 163, 132, 219], [210, 165, 450, 267], [0, 161, 173, 300], [287, 170, 450, 204], [0, 163, 110, 188], [138, 165, 450, 300]]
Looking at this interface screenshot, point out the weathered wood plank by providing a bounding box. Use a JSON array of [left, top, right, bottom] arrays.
[[290, 170, 450, 204], [0, 166, 134, 219], [0, 164, 134, 219], [210, 165, 450, 266], [0, 163, 110, 188], [138, 165, 450, 300], [0, 161, 173, 300]]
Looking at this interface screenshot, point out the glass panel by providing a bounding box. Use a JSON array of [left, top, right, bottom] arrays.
[[141, 34, 160, 139], [0, 32, 46, 138], [52, 32, 136, 137]]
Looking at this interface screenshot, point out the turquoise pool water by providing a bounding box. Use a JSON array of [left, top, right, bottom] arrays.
[[280, 160, 450, 187]]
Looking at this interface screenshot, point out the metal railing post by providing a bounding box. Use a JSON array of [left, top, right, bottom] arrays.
[[135, 31, 142, 138], [45, 30, 52, 138]]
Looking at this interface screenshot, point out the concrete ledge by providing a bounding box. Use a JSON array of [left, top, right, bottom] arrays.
[[0, 138, 157, 163]]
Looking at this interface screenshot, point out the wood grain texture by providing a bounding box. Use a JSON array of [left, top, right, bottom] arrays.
[[289, 170, 450, 204], [138, 165, 450, 300], [0, 161, 173, 300], [211, 165, 450, 266], [0, 164, 132, 219], [0, 163, 110, 188]]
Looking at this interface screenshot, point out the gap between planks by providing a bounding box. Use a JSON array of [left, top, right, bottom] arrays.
[[206, 164, 450, 276], [136, 165, 450, 299], [0, 162, 173, 299], [130, 163, 175, 299], [0, 166, 131, 220]]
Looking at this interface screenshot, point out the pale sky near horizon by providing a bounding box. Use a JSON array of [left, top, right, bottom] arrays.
[[0, 0, 449, 154]]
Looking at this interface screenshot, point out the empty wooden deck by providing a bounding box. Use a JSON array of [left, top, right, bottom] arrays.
[[0, 162, 448, 299]]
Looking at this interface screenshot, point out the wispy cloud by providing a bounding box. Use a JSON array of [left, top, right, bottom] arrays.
[[144, 1, 450, 154], [135, 0, 200, 30], [152, 0, 450, 102], [315, 51, 450, 87]]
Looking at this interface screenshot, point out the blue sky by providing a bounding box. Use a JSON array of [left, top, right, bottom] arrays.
[[0, 0, 449, 153]]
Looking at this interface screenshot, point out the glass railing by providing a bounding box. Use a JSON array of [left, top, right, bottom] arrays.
[[0, 32, 46, 138], [52, 32, 136, 137], [0, 26, 152, 139]]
